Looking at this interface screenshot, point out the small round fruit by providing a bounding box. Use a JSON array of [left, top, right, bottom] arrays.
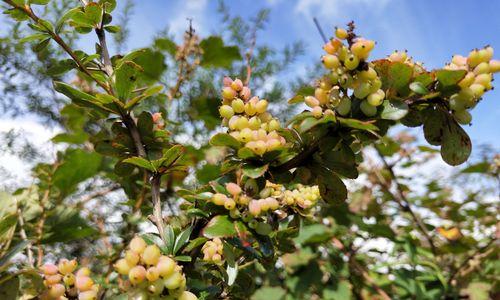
[[344, 54, 359, 70], [304, 96, 320, 108], [76, 267, 91, 277], [48, 283, 66, 298], [179, 291, 198, 300], [79, 290, 98, 300], [360, 100, 377, 117], [322, 55, 340, 69], [146, 267, 160, 282], [63, 273, 76, 286], [41, 263, 59, 276], [130, 236, 147, 254], [58, 259, 77, 275], [335, 27, 348, 39], [163, 272, 183, 290], [221, 87, 237, 100], [312, 106, 323, 118], [75, 276, 94, 291], [225, 183, 241, 196], [231, 99, 245, 113], [156, 256, 176, 277], [125, 250, 140, 266], [128, 266, 147, 285], [255, 100, 268, 114], [45, 274, 63, 285], [219, 105, 234, 119], [114, 258, 132, 275], [142, 245, 161, 266], [367, 92, 384, 106], [224, 199, 236, 210], [147, 280, 164, 296], [336, 97, 351, 116]]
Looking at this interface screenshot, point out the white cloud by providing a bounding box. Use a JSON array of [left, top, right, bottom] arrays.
[[294, 0, 392, 19]]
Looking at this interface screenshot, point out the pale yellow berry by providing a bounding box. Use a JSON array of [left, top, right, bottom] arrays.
[[75, 276, 94, 291], [335, 27, 348, 40], [58, 259, 77, 275], [157, 256, 176, 277], [146, 267, 160, 282], [128, 266, 147, 285], [130, 237, 147, 254], [142, 245, 161, 266], [163, 272, 183, 290], [48, 283, 66, 298]]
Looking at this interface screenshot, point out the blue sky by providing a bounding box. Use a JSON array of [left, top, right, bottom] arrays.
[[1, 0, 498, 152], [111, 0, 500, 151]]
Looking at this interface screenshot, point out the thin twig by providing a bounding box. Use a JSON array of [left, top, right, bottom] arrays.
[[244, 26, 257, 86], [151, 174, 166, 242], [375, 150, 438, 255], [313, 17, 327, 44], [15, 199, 34, 268]]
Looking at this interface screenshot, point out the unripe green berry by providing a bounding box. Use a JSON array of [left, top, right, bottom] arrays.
[[163, 272, 183, 290], [179, 291, 198, 300], [353, 82, 371, 99], [322, 55, 340, 69], [344, 54, 359, 70], [231, 99, 245, 113], [222, 87, 237, 100], [239, 128, 253, 142], [304, 96, 319, 108], [255, 222, 272, 236], [360, 100, 377, 117], [147, 280, 164, 296], [336, 97, 351, 116], [224, 199, 236, 210], [130, 237, 147, 254], [219, 105, 234, 119], [142, 245, 161, 266], [255, 100, 268, 114], [367, 92, 384, 106]]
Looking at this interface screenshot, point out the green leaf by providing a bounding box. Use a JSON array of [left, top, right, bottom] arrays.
[[42, 207, 98, 243], [163, 225, 175, 254], [388, 62, 413, 93], [461, 162, 490, 174], [33, 37, 51, 52], [0, 215, 17, 238], [242, 164, 268, 179], [423, 107, 447, 146], [0, 276, 19, 300], [210, 133, 240, 149], [409, 81, 429, 95], [173, 226, 192, 254], [202, 215, 243, 238], [52, 149, 102, 197], [288, 86, 315, 104], [200, 36, 241, 68], [19, 33, 49, 43], [84, 2, 102, 26], [53, 81, 114, 113], [323, 280, 353, 300], [338, 117, 378, 131], [152, 145, 184, 170], [316, 166, 347, 203], [115, 61, 141, 101], [122, 157, 155, 172], [441, 119, 472, 165], [104, 25, 120, 33], [155, 38, 177, 56], [29, 0, 50, 4], [183, 237, 207, 252], [294, 224, 333, 244], [0, 241, 29, 268], [436, 69, 467, 86], [46, 59, 77, 76], [380, 100, 409, 120], [317, 142, 358, 179], [251, 287, 286, 300]]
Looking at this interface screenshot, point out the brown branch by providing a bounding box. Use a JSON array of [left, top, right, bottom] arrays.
[[350, 259, 392, 300], [15, 199, 34, 268], [36, 189, 49, 267], [375, 149, 438, 255], [76, 185, 121, 207], [151, 174, 166, 242]]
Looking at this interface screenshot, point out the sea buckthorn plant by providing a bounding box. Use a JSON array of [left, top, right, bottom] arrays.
[[0, 1, 498, 299]]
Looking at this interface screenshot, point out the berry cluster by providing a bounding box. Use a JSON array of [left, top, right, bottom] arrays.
[[201, 238, 224, 264], [309, 27, 385, 117], [40, 259, 99, 300], [207, 181, 321, 224], [219, 77, 286, 156], [444, 46, 499, 124], [114, 236, 197, 300]]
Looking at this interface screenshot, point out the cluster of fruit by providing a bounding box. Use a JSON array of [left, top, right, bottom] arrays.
[[201, 238, 224, 264], [306, 27, 386, 117], [219, 77, 286, 156], [39, 259, 99, 300], [444, 46, 499, 124], [114, 236, 197, 300], [207, 181, 321, 221]]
